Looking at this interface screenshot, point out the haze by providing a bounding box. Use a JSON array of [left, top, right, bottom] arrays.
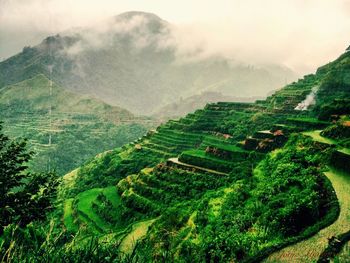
[[1, 0, 350, 74]]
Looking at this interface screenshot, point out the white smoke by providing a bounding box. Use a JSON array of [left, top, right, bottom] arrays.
[[294, 86, 319, 111]]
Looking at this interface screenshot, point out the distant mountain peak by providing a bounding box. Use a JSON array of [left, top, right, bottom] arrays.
[[112, 11, 169, 34], [115, 11, 163, 21]]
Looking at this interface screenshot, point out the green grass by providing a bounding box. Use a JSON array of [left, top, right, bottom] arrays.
[[182, 149, 234, 165], [303, 130, 350, 157], [63, 198, 78, 232], [102, 186, 121, 208], [287, 117, 329, 125], [303, 130, 337, 145], [76, 188, 110, 232], [119, 219, 156, 255], [0, 74, 151, 175], [201, 138, 248, 153], [338, 148, 350, 155], [208, 187, 234, 220], [168, 157, 228, 176]]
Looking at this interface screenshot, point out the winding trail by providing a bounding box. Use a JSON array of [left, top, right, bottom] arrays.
[[167, 157, 228, 175], [119, 219, 156, 255], [264, 168, 350, 262]]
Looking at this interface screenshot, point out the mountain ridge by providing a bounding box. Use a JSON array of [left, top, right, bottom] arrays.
[[0, 11, 297, 115]]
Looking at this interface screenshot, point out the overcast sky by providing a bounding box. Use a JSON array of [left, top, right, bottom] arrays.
[[1, 0, 350, 74]]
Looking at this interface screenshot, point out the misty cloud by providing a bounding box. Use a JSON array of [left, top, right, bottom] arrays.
[[1, 0, 350, 74], [60, 13, 172, 57]]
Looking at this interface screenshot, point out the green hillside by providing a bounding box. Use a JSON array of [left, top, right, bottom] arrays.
[[5, 48, 346, 262], [1, 44, 350, 263], [0, 74, 154, 175]]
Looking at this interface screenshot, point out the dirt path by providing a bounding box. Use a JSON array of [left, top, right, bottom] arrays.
[[119, 219, 156, 255], [168, 157, 228, 175], [265, 168, 350, 262]]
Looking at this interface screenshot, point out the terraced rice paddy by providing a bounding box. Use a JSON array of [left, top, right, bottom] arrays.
[[60, 99, 347, 260], [76, 188, 110, 233], [265, 168, 350, 262], [303, 130, 337, 145], [63, 186, 122, 234], [303, 130, 350, 154], [168, 157, 228, 175]]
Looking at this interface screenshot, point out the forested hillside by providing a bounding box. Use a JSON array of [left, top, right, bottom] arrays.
[[0, 74, 153, 175], [1, 46, 348, 262]]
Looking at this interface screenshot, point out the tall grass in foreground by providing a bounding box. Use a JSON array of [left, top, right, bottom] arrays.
[[0, 221, 151, 263]]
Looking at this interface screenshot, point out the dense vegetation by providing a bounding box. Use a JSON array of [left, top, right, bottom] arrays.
[[0, 74, 152, 175], [0, 123, 58, 234], [1, 38, 350, 263]]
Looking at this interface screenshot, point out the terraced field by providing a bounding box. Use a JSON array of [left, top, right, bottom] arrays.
[[60, 95, 348, 261], [179, 149, 238, 173], [303, 130, 337, 145], [62, 186, 122, 233], [264, 74, 319, 111], [303, 130, 350, 173], [75, 188, 111, 233], [265, 168, 350, 262], [0, 74, 154, 174], [167, 157, 228, 175], [3, 23, 350, 262], [131, 102, 259, 174]]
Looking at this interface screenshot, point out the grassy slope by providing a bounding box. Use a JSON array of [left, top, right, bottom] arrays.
[[60, 116, 344, 261], [75, 188, 110, 232], [302, 130, 337, 145], [63, 198, 78, 232], [103, 186, 121, 208], [265, 168, 350, 262], [0, 74, 151, 174], [54, 48, 350, 261], [119, 219, 156, 255], [168, 157, 228, 175], [62, 185, 123, 234], [303, 130, 350, 155], [0, 74, 132, 115]]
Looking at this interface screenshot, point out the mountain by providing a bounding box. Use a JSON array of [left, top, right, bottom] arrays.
[[0, 11, 297, 115], [0, 74, 155, 175], [38, 47, 350, 261], [154, 91, 263, 119]]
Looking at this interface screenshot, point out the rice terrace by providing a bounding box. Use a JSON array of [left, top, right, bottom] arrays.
[[0, 1, 349, 262]]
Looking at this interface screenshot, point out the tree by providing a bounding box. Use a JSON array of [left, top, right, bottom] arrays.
[[0, 123, 59, 233]]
